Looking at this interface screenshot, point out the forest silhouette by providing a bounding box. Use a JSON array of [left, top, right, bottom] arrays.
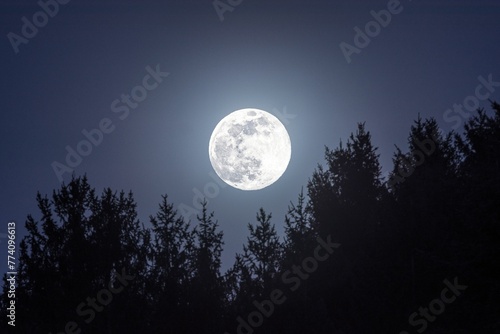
[[2, 102, 499, 333]]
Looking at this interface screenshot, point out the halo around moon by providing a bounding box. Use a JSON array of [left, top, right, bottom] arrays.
[[209, 108, 291, 191]]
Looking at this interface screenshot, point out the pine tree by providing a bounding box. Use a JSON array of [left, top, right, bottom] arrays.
[[189, 200, 225, 333], [453, 102, 500, 331], [306, 123, 388, 332], [241, 208, 282, 299], [5, 176, 149, 333], [147, 194, 195, 333], [282, 188, 315, 268], [308, 122, 384, 243]]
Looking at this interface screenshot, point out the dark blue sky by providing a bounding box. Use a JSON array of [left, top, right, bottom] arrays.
[[1, 0, 499, 272]]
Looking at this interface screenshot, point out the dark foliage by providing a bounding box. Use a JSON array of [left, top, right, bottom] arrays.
[[2, 102, 499, 333]]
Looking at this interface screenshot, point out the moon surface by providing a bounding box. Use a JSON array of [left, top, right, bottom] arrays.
[[209, 108, 291, 191]]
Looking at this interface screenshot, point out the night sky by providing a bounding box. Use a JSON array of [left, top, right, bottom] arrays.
[[1, 0, 499, 275]]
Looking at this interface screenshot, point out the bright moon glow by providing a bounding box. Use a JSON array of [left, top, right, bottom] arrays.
[[209, 108, 292, 191]]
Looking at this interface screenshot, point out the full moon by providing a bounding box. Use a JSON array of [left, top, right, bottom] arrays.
[[209, 108, 291, 191]]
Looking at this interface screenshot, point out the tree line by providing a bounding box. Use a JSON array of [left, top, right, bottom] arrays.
[[2, 102, 499, 333]]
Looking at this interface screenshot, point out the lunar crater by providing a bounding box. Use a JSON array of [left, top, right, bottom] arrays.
[[209, 108, 291, 191]]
